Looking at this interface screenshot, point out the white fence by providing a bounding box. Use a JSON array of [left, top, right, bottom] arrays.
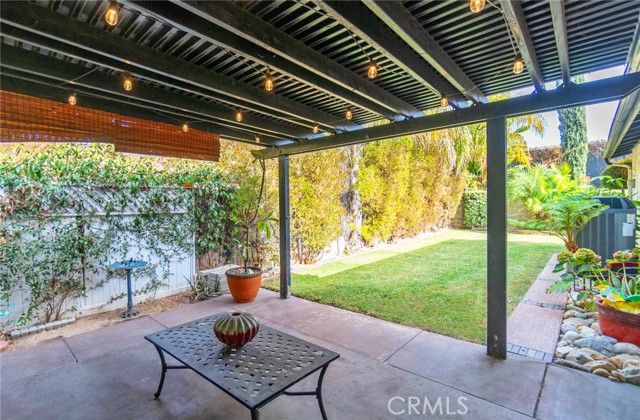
[[1, 186, 195, 328]]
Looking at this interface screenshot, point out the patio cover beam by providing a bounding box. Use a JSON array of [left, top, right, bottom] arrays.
[[316, 1, 471, 108], [279, 155, 292, 299], [363, 0, 487, 104], [1, 75, 260, 144], [500, 0, 546, 92], [130, 0, 423, 120], [0, 1, 353, 134], [254, 72, 640, 159], [549, 0, 572, 85], [486, 117, 508, 359]]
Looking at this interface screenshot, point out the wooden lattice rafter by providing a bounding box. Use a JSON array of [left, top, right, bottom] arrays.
[[0, 91, 220, 161]]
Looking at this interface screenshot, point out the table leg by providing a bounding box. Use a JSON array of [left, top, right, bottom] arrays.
[[251, 408, 260, 420], [153, 344, 168, 399], [316, 365, 329, 420]]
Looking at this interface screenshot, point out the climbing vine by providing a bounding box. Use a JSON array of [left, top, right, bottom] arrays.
[[0, 143, 236, 326]]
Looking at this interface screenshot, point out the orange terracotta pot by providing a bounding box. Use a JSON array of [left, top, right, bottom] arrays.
[[226, 267, 263, 303]]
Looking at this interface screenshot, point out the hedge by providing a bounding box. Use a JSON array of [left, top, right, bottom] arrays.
[[463, 190, 487, 228]]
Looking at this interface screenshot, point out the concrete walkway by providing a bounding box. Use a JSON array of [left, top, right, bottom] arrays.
[[1, 288, 638, 419]]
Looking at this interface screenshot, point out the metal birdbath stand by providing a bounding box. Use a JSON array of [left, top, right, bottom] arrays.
[[109, 259, 148, 318]]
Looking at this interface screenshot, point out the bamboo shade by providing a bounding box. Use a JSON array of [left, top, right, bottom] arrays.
[[0, 91, 220, 161]]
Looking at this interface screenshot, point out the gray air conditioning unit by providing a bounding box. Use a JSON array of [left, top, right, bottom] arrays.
[[576, 196, 637, 260]]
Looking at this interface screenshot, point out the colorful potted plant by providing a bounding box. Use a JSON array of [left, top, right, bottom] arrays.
[[225, 159, 276, 303]]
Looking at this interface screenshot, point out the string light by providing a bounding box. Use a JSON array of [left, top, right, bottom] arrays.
[[182, 123, 189, 133], [264, 69, 274, 92], [105, 2, 119, 26], [367, 60, 378, 79], [68, 92, 77, 106], [312, 123, 319, 134], [345, 107, 353, 120], [255, 135, 261, 143], [235, 110, 243, 122], [512, 54, 524, 74], [440, 95, 449, 107], [123, 75, 133, 91], [470, 0, 486, 13]]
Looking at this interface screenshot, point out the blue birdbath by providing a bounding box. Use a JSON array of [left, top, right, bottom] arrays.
[[109, 259, 148, 318]]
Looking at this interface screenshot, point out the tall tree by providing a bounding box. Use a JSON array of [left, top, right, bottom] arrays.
[[558, 74, 588, 179]]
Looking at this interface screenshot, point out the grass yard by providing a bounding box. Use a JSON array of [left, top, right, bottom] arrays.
[[264, 230, 562, 343]]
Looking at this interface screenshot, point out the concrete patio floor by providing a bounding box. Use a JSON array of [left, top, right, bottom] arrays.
[[1, 289, 638, 419]]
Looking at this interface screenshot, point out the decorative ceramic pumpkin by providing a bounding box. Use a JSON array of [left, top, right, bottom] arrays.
[[213, 312, 260, 348]]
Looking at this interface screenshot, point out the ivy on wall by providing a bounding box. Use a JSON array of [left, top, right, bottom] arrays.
[[0, 143, 235, 326]]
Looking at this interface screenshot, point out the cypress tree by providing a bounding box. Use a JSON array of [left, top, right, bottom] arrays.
[[558, 75, 588, 179]]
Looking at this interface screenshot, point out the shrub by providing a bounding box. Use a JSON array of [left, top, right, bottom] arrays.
[[463, 190, 487, 228]]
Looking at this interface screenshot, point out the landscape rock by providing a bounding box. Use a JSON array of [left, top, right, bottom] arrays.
[[554, 358, 589, 372], [579, 348, 607, 361], [563, 317, 592, 327], [609, 354, 638, 369], [566, 349, 594, 365], [555, 346, 574, 358], [623, 359, 640, 369], [556, 340, 570, 348], [561, 331, 581, 343], [592, 368, 610, 377], [613, 342, 640, 357], [610, 370, 626, 382], [618, 367, 640, 386], [561, 323, 578, 334], [583, 360, 616, 373], [566, 305, 585, 313], [573, 338, 615, 357], [577, 326, 597, 338], [591, 322, 602, 335], [563, 310, 586, 319]]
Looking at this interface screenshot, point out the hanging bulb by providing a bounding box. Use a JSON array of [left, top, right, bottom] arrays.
[[367, 60, 378, 79], [235, 110, 243, 122], [312, 123, 319, 134], [255, 135, 261, 144], [182, 123, 189, 133], [345, 107, 353, 120], [123, 75, 133, 92], [105, 1, 119, 26], [265, 71, 274, 92], [470, 0, 485, 13], [513, 54, 524, 74], [68, 92, 77, 106], [440, 95, 449, 108]]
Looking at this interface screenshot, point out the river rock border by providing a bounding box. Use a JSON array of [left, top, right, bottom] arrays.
[[554, 298, 640, 386]]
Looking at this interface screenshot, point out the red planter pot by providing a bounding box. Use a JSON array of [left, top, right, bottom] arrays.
[[596, 301, 640, 347], [213, 311, 260, 348]]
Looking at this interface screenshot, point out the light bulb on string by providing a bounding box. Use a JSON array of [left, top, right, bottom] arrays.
[[367, 60, 378, 79], [513, 54, 524, 74], [312, 123, 319, 134], [68, 92, 77, 106], [345, 107, 353, 120], [440, 95, 449, 108], [470, 0, 485, 13], [255, 135, 261, 144], [235, 110, 243, 122], [182, 123, 189, 133], [264, 70, 274, 92], [105, 1, 119, 26], [123, 75, 133, 91]]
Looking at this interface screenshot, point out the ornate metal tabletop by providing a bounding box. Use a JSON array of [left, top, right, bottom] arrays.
[[145, 313, 339, 419]]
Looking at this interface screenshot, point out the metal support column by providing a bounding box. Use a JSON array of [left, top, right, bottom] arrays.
[[279, 155, 291, 299], [486, 117, 508, 359]]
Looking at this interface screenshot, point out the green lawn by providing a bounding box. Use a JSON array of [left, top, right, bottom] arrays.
[[265, 230, 562, 343]]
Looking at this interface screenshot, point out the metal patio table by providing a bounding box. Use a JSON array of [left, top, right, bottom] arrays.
[[145, 313, 340, 420]]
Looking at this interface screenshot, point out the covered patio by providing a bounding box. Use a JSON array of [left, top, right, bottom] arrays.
[[3, 288, 638, 419]]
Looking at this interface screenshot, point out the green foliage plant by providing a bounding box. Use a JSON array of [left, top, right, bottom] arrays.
[[558, 75, 588, 179], [463, 190, 487, 228], [514, 194, 607, 252]]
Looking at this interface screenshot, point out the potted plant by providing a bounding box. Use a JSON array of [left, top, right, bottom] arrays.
[[549, 248, 640, 346], [596, 249, 640, 346], [225, 159, 276, 303]]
